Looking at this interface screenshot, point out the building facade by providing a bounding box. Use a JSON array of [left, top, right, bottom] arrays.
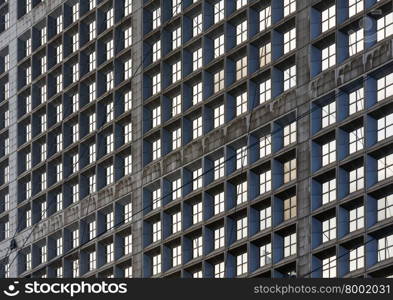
[[0, 0, 393, 278]]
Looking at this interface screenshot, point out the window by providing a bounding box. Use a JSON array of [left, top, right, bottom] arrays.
[[125, 0, 132, 16], [172, 27, 181, 49], [172, 211, 182, 234], [192, 82, 202, 105], [152, 188, 161, 210], [106, 165, 114, 185], [283, 65, 296, 91], [56, 44, 63, 64], [124, 202, 132, 223], [72, 33, 79, 52], [349, 127, 364, 154], [322, 256, 336, 278], [152, 138, 161, 160], [72, 259, 79, 278], [284, 232, 296, 257], [378, 234, 393, 262], [322, 44, 336, 70], [214, 157, 224, 180], [322, 140, 336, 166], [125, 122, 132, 144], [106, 243, 114, 263], [377, 73, 393, 102], [236, 56, 248, 81], [89, 20, 97, 41], [152, 73, 161, 95], [125, 90, 132, 111], [378, 113, 393, 141], [72, 2, 79, 22], [193, 14, 202, 37], [214, 104, 225, 128], [260, 6, 271, 31], [192, 201, 202, 224], [56, 193, 63, 211], [236, 252, 247, 276], [172, 0, 181, 16], [284, 196, 296, 220], [192, 116, 203, 139], [236, 91, 248, 116], [125, 234, 132, 255], [89, 144, 96, 164], [152, 40, 161, 62], [322, 5, 335, 33], [56, 74, 63, 93], [106, 70, 114, 91], [152, 254, 161, 275], [260, 170, 271, 195], [349, 87, 364, 115], [41, 56, 47, 74], [124, 154, 132, 176], [214, 69, 224, 93], [193, 270, 202, 278], [283, 0, 296, 16], [152, 220, 161, 242], [41, 27, 47, 45], [89, 51, 96, 71], [56, 237, 63, 256], [172, 244, 182, 267], [89, 82, 96, 102], [172, 60, 182, 83], [322, 178, 336, 205], [378, 154, 393, 182], [349, 0, 363, 18], [152, 7, 161, 30], [72, 229, 79, 248], [349, 28, 364, 55], [193, 236, 203, 258], [125, 59, 132, 80], [260, 134, 272, 158], [89, 220, 96, 240], [89, 174, 96, 193], [72, 183, 79, 203], [106, 133, 114, 153], [349, 246, 364, 272], [193, 48, 202, 71], [211, 261, 225, 279], [89, 251, 96, 271], [236, 146, 247, 169], [283, 158, 296, 183], [283, 122, 296, 146], [106, 40, 114, 60], [236, 216, 248, 240], [321, 102, 336, 128], [236, 181, 248, 205], [25, 251, 32, 270], [152, 105, 161, 128], [56, 15, 63, 34], [349, 166, 364, 193], [259, 43, 271, 68], [172, 177, 182, 200], [214, 0, 225, 23], [378, 194, 393, 222], [106, 8, 114, 28], [40, 245, 47, 263], [214, 226, 225, 249], [214, 192, 225, 215], [260, 243, 272, 267], [260, 206, 271, 230], [214, 34, 224, 58], [284, 27, 296, 54], [106, 211, 114, 231], [322, 217, 336, 242], [172, 127, 181, 150], [236, 20, 248, 45], [377, 12, 393, 42], [56, 163, 63, 181]]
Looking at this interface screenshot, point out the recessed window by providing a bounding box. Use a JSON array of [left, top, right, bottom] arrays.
[[321, 101, 336, 128], [349, 245, 364, 272], [283, 232, 296, 257], [322, 255, 336, 278], [322, 44, 336, 70], [349, 28, 364, 55], [322, 140, 336, 166], [321, 5, 335, 33], [349, 127, 364, 154], [377, 194, 393, 222], [377, 153, 393, 182], [236, 216, 248, 240], [377, 112, 393, 141], [236, 20, 248, 45], [348, 0, 363, 18], [284, 196, 297, 220], [284, 27, 296, 54], [322, 216, 336, 242], [349, 206, 364, 232], [377, 12, 393, 42]]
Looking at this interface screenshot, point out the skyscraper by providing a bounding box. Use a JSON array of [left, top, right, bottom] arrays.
[[0, 0, 393, 278]]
